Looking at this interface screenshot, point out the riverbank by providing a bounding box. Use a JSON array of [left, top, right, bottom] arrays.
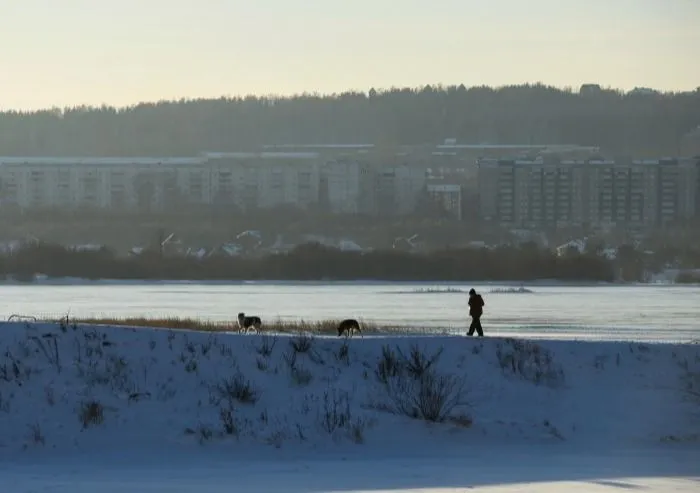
[[0, 321, 698, 492], [41, 316, 390, 335], [1, 241, 616, 282]]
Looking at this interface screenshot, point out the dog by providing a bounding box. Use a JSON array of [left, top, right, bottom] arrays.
[[237, 312, 262, 333], [337, 318, 362, 337]]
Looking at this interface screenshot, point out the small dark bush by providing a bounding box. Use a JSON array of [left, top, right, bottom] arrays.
[[290, 333, 314, 354], [211, 373, 259, 405], [375, 345, 402, 383], [79, 400, 105, 428]]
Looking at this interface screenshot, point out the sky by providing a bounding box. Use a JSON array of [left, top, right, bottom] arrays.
[[0, 0, 698, 111]]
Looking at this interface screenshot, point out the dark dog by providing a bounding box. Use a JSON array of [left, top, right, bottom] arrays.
[[238, 312, 262, 333], [337, 318, 361, 337]]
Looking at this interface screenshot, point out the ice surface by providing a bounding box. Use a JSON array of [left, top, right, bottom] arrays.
[[1, 282, 699, 342]]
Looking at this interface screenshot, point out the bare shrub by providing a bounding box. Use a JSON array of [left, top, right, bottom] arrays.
[[127, 391, 151, 404], [336, 342, 350, 365], [680, 364, 700, 405], [256, 357, 269, 371], [495, 339, 565, 388], [219, 406, 238, 436], [0, 352, 26, 384], [27, 423, 45, 446], [283, 349, 297, 369], [347, 419, 367, 444], [316, 389, 368, 443], [200, 336, 215, 357], [218, 343, 233, 358], [0, 363, 9, 383], [290, 333, 314, 354], [372, 344, 469, 423], [0, 391, 10, 413], [167, 332, 176, 350], [184, 359, 198, 373], [77, 353, 134, 393], [255, 335, 277, 357], [79, 400, 105, 429], [319, 389, 352, 433], [296, 423, 307, 441], [383, 370, 468, 422], [414, 372, 467, 422], [45, 386, 55, 406], [184, 339, 197, 355], [184, 424, 215, 444], [291, 365, 314, 387], [397, 344, 443, 379], [265, 430, 287, 448], [29, 334, 62, 373], [307, 348, 326, 365], [375, 345, 402, 383], [211, 373, 259, 405]]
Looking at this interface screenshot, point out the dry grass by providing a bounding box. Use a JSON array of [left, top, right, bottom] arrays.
[[55, 316, 387, 335]]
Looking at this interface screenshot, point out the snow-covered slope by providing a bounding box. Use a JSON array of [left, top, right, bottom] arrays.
[[0, 321, 698, 491], [1, 320, 697, 453]]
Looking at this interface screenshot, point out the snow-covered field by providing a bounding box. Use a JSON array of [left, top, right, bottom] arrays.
[[0, 321, 698, 492]]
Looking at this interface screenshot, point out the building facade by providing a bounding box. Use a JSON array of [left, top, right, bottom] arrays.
[[0, 152, 428, 216], [0, 153, 322, 213], [426, 183, 463, 220], [0, 157, 208, 211], [320, 159, 369, 214], [478, 157, 700, 229], [203, 152, 321, 211]]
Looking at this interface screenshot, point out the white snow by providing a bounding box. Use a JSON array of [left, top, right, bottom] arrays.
[[2, 283, 699, 342], [0, 321, 698, 492]]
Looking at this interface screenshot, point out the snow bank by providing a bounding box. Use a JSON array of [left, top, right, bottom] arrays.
[[0, 321, 698, 460]]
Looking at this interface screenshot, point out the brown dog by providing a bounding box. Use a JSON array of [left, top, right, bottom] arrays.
[[337, 318, 361, 337]]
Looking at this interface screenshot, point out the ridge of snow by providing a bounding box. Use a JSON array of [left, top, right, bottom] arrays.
[[0, 321, 698, 492]]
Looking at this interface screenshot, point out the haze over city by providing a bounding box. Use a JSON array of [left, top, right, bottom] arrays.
[[1, 0, 698, 110]]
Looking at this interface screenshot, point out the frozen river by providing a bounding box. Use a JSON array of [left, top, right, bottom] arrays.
[[1, 281, 698, 342]]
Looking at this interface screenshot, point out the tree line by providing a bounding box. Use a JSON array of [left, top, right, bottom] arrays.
[[1, 242, 615, 282], [1, 84, 698, 157]]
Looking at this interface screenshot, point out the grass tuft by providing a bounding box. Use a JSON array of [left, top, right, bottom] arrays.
[[55, 316, 390, 335]]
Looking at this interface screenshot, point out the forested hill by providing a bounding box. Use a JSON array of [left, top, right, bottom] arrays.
[[1, 84, 699, 157]]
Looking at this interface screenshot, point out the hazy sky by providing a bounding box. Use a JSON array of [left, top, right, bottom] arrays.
[[0, 0, 697, 110]]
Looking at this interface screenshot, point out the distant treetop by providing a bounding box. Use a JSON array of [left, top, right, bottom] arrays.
[[0, 83, 697, 158]]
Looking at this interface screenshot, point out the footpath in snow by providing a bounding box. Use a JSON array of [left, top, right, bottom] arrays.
[[0, 320, 698, 492]]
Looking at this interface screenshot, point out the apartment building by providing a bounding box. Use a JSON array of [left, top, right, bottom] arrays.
[[365, 163, 427, 216], [203, 152, 321, 211], [478, 157, 699, 229], [320, 159, 370, 214], [317, 159, 427, 216], [0, 153, 321, 212], [0, 151, 428, 216], [426, 183, 462, 220], [0, 156, 207, 210]]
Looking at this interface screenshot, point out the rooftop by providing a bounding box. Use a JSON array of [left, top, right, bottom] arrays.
[[0, 156, 205, 166]]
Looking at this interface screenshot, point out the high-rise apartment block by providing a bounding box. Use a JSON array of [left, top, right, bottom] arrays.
[[478, 157, 700, 229]]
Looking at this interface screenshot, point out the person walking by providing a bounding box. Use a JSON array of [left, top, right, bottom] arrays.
[[467, 288, 485, 336]]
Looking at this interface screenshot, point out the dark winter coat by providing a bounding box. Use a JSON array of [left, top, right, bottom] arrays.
[[468, 294, 485, 317]]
